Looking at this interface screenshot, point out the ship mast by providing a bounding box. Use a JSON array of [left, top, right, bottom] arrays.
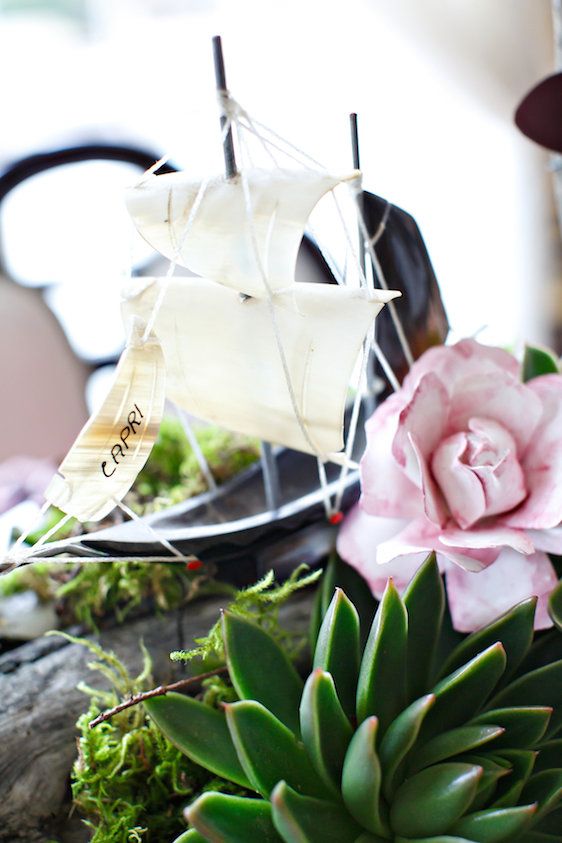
[[212, 35, 281, 511]]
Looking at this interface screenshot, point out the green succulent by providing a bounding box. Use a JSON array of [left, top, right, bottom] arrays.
[[146, 554, 562, 842]]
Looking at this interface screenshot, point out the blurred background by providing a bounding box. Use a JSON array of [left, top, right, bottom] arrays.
[[0, 0, 560, 463]]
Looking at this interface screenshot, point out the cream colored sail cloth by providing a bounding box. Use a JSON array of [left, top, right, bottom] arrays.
[[122, 277, 399, 457], [44, 322, 166, 522], [125, 169, 359, 298]]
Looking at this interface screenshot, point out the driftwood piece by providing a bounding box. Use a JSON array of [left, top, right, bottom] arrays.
[[0, 593, 312, 842]]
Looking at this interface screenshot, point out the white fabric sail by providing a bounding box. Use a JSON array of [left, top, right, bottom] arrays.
[[122, 277, 399, 457], [125, 169, 359, 297], [44, 322, 166, 522]]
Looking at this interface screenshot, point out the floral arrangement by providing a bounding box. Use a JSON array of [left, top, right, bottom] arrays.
[[338, 339, 562, 632]]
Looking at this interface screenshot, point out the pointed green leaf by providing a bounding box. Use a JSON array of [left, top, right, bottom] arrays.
[[314, 588, 360, 719], [186, 792, 282, 842], [548, 581, 562, 633], [409, 725, 505, 773], [225, 700, 329, 800], [488, 661, 562, 722], [144, 692, 250, 788], [403, 553, 445, 698], [536, 807, 562, 834], [461, 755, 511, 811], [421, 644, 507, 742], [357, 579, 408, 733], [172, 831, 207, 843], [319, 554, 377, 648], [222, 611, 303, 735], [518, 832, 562, 843], [299, 669, 353, 796], [271, 781, 362, 843], [522, 345, 559, 382], [491, 750, 538, 808], [390, 763, 483, 837], [535, 740, 562, 773], [450, 804, 537, 842], [471, 707, 552, 749], [310, 580, 325, 652], [440, 599, 536, 684], [354, 835, 388, 843], [379, 694, 436, 800], [521, 770, 562, 819], [395, 838, 477, 843], [518, 631, 562, 675], [341, 717, 389, 837]]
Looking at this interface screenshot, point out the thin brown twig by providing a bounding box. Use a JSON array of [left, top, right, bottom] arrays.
[[88, 666, 228, 729]]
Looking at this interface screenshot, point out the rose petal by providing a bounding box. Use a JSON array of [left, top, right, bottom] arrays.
[[360, 395, 423, 519], [336, 503, 421, 597], [432, 432, 486, 529], [392, 372, 448, 485], [401, 339, 520, 397], [448, 372, 542, 455], [467, 419, 527, 518], [439, 524, 535, 555], [505, 375, 562, 530], [409, 433, 448, 528], [446, 548, 558, 632], [375, 516, 492, 572], [527, 527, 562, 554]]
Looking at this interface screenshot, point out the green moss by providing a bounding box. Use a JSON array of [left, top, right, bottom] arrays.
[[1, 419, 260, 628], [170, 565, 321, 666], [65, 564, 310, 841], [57, 633, 220, 842]]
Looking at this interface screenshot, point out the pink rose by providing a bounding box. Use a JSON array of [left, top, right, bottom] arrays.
[[337, 339, 562, 631]]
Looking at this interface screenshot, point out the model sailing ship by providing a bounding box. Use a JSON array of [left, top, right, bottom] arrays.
[[4, 37, 410, 571]]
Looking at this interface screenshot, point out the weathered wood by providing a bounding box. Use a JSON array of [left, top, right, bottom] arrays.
[[0, 593, 312, 842]]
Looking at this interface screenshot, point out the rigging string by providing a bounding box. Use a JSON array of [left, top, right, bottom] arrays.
[[113, 498, 187, 561], [228, 99, 337, 518], [228, 92, 408, 517]]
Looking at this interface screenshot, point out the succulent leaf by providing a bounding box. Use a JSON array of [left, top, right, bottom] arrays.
[[224, 700, 329, 800], [522, 345, 559, 382], [379, 694, 436, 801], [144, 692, 251, 788], [173, 830, 207, 842], [271, 780, 362, 843], [394, 838, 477, 843], [470, 708, 552, 749], [420, 644, 507, 742], [520, 769, 562, 820], [534, 740, 562, 773], [440, 600, 536, 684], [185, 792, 282, 842], [155, 573, 562, 843], [459, 755, 510, 811], [222, 611, 303, 734], [548, 582, 562, 633], [390, 763, 483, 837], [488, 662, 562, 741], [300, 669, 353, 795], [357, 579, 408, 733], [313, 588, 360, 719], [408, 725, 505, 773], [403, 553, 445, 698], [341, 717, 389, 837], [450, 804, 537, 842], [314, 554, 377, 649], [491, 750, 538, 809]]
